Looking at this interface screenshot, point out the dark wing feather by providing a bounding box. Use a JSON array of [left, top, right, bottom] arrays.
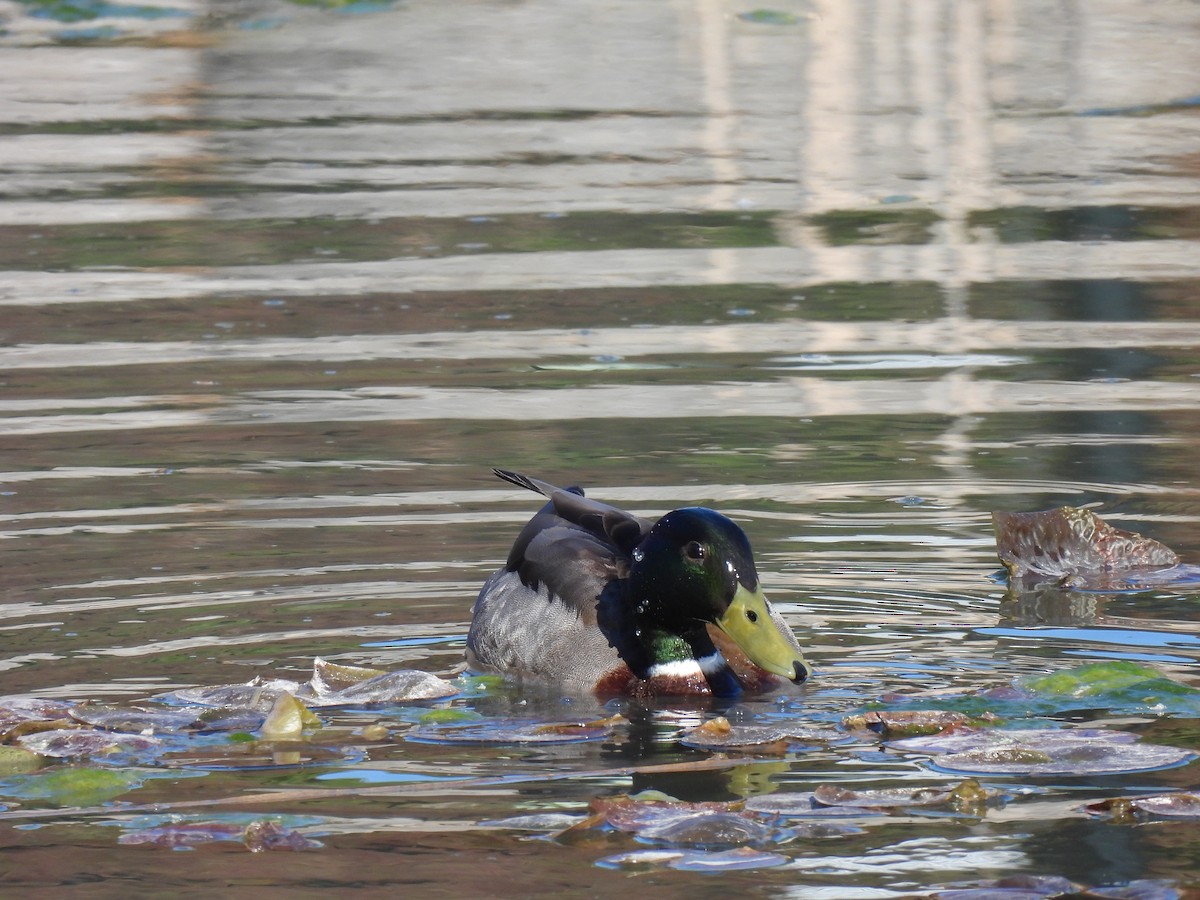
[[468, 519, 638, 687], [493, 468, 651, 556], [466, 470, 654, 685]]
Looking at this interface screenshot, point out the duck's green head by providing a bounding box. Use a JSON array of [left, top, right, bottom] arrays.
[[628, 507, 810, 683]]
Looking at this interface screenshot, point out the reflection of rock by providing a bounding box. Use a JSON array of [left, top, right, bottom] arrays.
[[998, 586, 1104, 627]]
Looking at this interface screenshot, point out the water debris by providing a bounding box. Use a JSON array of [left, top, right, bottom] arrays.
[[994, 507, 1179, 587], [887, 727, 1195, 777], [679, 716, 843, 752]]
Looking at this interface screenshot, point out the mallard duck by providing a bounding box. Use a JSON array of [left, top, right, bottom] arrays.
[[466, 469, 810, 696]]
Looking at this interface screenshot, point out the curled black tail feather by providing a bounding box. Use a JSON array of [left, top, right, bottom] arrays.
[[493, 468, 584, 498], [493, 467, 542, 495]]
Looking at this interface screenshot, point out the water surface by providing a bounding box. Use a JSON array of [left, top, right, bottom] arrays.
[[3, 1, 1200, 896]]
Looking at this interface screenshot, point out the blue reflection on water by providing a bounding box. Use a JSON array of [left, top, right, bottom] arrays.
[[977, 626, 1200, 649]]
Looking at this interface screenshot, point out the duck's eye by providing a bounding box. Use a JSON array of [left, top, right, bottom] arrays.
[[683, 541, 706, 561]]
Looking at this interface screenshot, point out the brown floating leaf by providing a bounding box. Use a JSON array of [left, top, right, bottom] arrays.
[[842, 710, 987, 738], [812, 779, 994, 809], [680, 719, 842, 752], [587, 793, 798, 849], [590, 794, 739, 832], [993, 507, 1178, 584], [1085, 791, 1200, 820], [119, 819, 323, 851]]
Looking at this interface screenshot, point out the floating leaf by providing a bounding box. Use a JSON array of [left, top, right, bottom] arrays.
[[595, 846, 789, 872], [745, 792, 881, 819], [314, 670, 458, 705], [158, 679, 303, 712], [585, 792, 801, 849], [192, 707, 267, 733], [17, 728, 162, 762], [932, 873, 1080, 899], [308, 658, 387, 694], [842, 710, 996, 738], [887, 726, 1194, 776], [243, 819, 324, 851], [993, 507, 1178, 585], [258, 693, 320, 740], [118, 815, 323, 851], [0, 697, 72, 729], [1085, 791, 1200, 820], [0, 745, 44, 776], [632, 811, 795, 850], [69, 702, 200, 734], [886, 727, 1132, 756], [163, 667, 471, 711], [812, 779, 994, 809], [679, 717, 841, 751], [480, 813, 591, 832]]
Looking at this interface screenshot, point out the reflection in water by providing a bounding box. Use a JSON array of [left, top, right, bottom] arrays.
[[3, 0, 1200, 895]]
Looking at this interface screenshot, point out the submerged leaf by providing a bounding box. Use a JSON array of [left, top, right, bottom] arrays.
[[0, 766, 145, 806], [0, 745, 45, 776], [993, 507, 1178, 585], [866, 661, 1200, 719], [1018, 660, 1198, 702]]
